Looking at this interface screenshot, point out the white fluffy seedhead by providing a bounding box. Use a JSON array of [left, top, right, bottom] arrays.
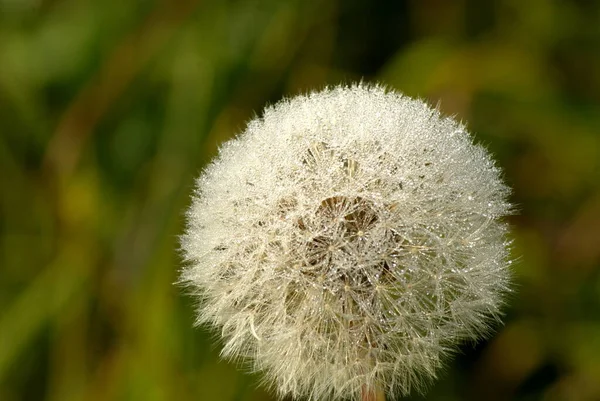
[[181, 84, 512, 400]]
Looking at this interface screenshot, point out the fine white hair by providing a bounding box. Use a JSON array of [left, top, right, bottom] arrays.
[[181, 84, 512, 400]]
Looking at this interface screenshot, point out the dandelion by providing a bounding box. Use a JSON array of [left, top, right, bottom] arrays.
[[180, 84, 512, 401]]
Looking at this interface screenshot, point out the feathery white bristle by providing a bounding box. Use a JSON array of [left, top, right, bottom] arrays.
[[181, 84, 512, 400]]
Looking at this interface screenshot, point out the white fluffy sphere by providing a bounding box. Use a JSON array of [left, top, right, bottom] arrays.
[[181, 84, 512, 400]]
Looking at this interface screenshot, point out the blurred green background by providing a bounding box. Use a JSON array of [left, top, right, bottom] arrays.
[[1, 0, 599, 400]]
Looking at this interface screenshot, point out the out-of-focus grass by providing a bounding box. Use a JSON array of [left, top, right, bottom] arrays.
[[1, 1, 599, 400]]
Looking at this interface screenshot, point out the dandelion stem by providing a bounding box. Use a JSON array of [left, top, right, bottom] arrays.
[[361, 386, 385, 401]]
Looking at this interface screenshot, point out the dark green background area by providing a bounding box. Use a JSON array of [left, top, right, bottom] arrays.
[[1, 1, 599, 400]]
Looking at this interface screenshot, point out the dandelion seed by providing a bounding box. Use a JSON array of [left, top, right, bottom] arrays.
[[180, 84, 512, 401]]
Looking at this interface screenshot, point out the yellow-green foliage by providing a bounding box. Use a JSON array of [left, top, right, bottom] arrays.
[[1, 1, 599, 401]]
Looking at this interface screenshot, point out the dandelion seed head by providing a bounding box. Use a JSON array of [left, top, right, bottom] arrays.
[[181, 84, 512, 400]]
